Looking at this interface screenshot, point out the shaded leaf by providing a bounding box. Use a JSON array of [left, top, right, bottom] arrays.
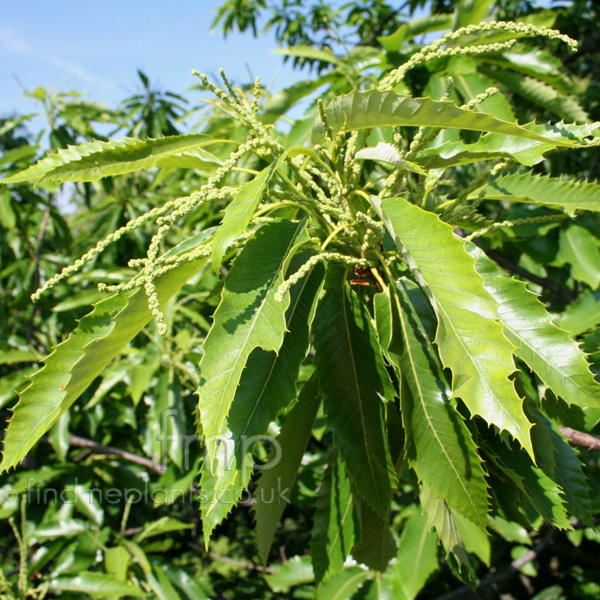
[[313, 273, 395, 518]]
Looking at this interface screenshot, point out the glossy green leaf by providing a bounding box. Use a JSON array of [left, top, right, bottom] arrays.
[[2, 134, 228, 184], [377, 196, 533, 457], [212, 156, 285, 272], [313, 275, 395, 518], [383, 511, 438, 600], [453, 0, 494, 30], [375, 281, 489, 529], [471, 172, 600, 213], [49, 572, 146, 597], [557, 224, 600, 288], [470, 245, 600, 412], [254, 377, 321, 564], [0, 257, 207, 473], [200, 254, 323, 541], [275, 45, 339, 64], [135, 517, 193, 542], [312, 90, 588, 146], [311, 450, 356, 584]]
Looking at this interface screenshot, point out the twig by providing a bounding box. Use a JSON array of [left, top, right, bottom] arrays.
[[558, 427, 600, 451], [434, 529, 555, 600]]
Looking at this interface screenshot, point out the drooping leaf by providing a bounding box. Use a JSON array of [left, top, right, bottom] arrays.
[[197, 219, 309, 543], [274, 45, 340, 64], [0, 257, 207, 472], [469, 244, 600, 412], [382, 511, 439, 600], [351, 497, 397, 572], [311, 450, 356, 584], [200, 254, 322, 540], [312, 89, 589, 146], [471, 172, 600, 214], [254, 377, 322, 564], [313, 271, 395, 518], [211, 156, 285, 272], [528, 404, 593, 525], [2, 134, 231, 184], [486, 435, 571, 528], [419, 481, 474, 575], [375, 196, 533, 457], [375, 281, 489, 529]]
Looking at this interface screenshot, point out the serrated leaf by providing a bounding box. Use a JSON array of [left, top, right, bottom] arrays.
[[135, 517, 193, 542], [212, 156, 285, 273], [487, 435, 570, 528], [469, 244, 600, 412], [274, 45, 339, 64], [383, 512, 438, 600], [0, 258, 207, 472], [528, 405, 593, 525], [352, 498, 396, 572], [198, 220, 310, 543], [2, 134, 228, 184], [471, 172, 600, 214], [200, 254, 323, 541], [355, 143, 426, 174], [49, 572, 146, 597], [485, 67, 589, 123], [419, 481, 474, 575], [557, 224, 600, 288], [313, 274, 395, 518], [416, 121, 600, 168], [312, 89, 588, 146], [254, 377, 321, 563], [375, 196, 533, 457], [311, 450, 356, 584], [375, 281, 489, 529]]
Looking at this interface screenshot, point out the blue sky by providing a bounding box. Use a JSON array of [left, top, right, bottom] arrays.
[[0, 1, 304, 119]]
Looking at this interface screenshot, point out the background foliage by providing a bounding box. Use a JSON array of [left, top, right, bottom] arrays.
[[1, 1, 600, 599]]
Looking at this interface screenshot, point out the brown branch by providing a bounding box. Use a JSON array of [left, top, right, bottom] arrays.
[[65, 434, 165, 474], [558, 427, 600, 452]]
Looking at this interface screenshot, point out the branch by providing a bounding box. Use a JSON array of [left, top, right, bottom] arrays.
[[558, 427, 600, 452]]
